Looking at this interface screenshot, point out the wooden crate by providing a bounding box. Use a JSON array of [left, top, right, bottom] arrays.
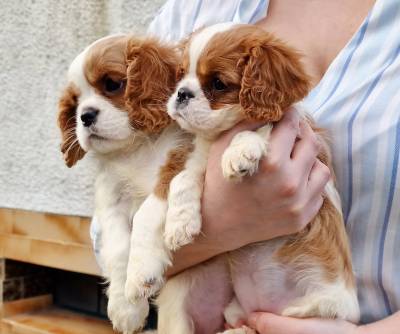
[[1, 295, 115, 334], [0, 209, 100, 276], [0, 209, 115, 334]]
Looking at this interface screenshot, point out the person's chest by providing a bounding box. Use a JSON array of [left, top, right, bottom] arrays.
[[256, 0, 375, 86]]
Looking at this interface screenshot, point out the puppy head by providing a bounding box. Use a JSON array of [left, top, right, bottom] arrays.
[[167, 23, 310, 137], [58, 34, 178, 167]]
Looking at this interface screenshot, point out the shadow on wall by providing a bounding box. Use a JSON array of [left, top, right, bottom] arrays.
[[0, 0, 165, 217]]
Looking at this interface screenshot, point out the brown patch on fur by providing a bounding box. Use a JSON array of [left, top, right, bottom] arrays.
[[193, 24, 310, 121], [57, 84, 86, 167], [84, 35, 179, 133], [154, 139, 195, 199], [276, 130, 355, 288], [277, 198, 355, 288], [84, 35, 130, 110], [125, 37, 179, 133]]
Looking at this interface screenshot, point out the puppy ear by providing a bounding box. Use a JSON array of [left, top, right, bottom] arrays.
[[57, 84, 85, 167], [239, 34, 310, 122], [125, 37, 178, 133]]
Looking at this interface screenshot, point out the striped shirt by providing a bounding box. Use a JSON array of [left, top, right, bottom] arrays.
[[148, 0, 400, 324]]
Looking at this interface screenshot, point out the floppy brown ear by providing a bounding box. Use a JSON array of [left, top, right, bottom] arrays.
[[57, 84, 85, 167], [239, 34, 311, 122], [125, 37, 179, 133]]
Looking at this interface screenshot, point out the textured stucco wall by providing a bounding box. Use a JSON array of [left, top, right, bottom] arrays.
[[0, 0, 165, 216]]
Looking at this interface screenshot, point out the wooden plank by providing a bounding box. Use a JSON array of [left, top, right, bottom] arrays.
[[0, 209, 91, 246], [0, 259, 4, 281], [0, 235, 100, 276], [2, 296, 53, 318], [1, 307, 115, 334], [0, 211, 13, 234]]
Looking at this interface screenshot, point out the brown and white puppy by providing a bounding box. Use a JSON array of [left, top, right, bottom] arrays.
[[57, 34, 193, 333], [157, 23, 360, 334]]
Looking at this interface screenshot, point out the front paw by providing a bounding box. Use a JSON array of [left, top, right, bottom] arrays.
[[221, 133, 267, 182], [164, 207, 201, 251], [108, 294, 149, 334], [125, 273, 163, 303], [125, 254, 169, 302]]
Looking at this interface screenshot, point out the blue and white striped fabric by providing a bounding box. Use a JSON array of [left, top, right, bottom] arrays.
[[149, 0, 400, 324]]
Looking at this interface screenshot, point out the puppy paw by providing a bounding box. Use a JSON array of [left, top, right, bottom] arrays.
[[221, 132, 266, 182], [108, 294, 149, 334], [125, 274, 164, 303], [164, 207, 201, 251], [125, 252, 169, 302]]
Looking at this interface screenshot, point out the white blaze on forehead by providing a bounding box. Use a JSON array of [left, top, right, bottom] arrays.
[[188, 22, 237, 75], [68, 49, 88, 92]]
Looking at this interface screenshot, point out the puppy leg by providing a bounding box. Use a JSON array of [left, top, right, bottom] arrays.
[[125, 194, 171, 302], [164, 169, 203, 250], [157, 272, 193, 334], [217, 298, 254, 334], [221, 124, 272, 182], [224, 297, 247, 329], [164, 138, 210, 251], [281, 279, 360, 322], [99, 210, 149, 333]]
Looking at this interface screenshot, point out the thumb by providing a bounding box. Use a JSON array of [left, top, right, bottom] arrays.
[[248, 312, 304, 334], [249, 312, 332, 334], [248, 312, 354, 334]]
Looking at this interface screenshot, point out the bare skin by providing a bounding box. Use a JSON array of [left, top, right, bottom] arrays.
[[248, 309, 400, 334], [168, 0, 375, 276], [257, 0, 375, 86]]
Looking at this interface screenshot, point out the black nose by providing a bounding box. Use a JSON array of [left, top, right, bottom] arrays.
[[177, 87, 194, 104], [81, 107, 99, 127]]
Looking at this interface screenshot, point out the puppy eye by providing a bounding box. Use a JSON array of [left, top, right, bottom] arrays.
[[104, 77, 124, 94], [212, 77, 227, 91]]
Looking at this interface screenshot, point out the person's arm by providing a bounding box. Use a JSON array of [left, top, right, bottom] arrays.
[[167, 108, 330, 276], [247, 311, 400, 334]]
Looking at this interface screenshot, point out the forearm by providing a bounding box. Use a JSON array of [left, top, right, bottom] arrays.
[[359, 311, 400, 334], [166, 233, 227, 277], [167, 111, 328, 277]]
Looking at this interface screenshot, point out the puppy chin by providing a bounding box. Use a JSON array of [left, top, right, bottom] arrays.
[[170, 102, 243, 138], [76, 127, 129, 155], [89, 137, 132, 154]]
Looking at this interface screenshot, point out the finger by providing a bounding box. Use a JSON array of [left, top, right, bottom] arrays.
[[301, 194, 324, 227], [291, 122, 320, 178], [269, 107, 300, 161], [249, 312, 308, 334], [307, 160, 331, 199], [248, 312, 353, 334], [292, 161, 330, 230]]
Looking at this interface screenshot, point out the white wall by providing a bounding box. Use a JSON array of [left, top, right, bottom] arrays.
[[0, 0, 165, 216]]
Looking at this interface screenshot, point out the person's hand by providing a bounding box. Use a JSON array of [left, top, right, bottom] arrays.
[[200, 108, 330, 252], [248, 312, 361, 334]]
